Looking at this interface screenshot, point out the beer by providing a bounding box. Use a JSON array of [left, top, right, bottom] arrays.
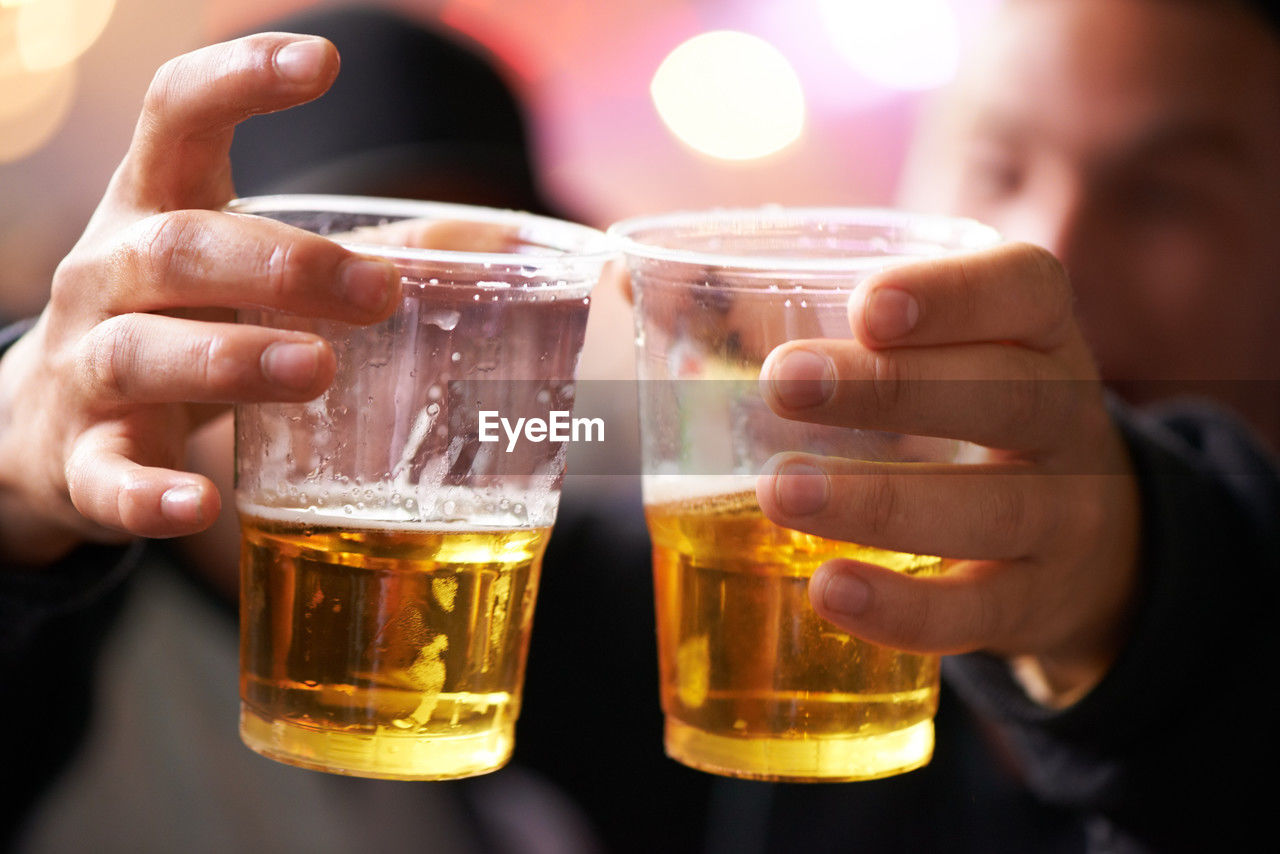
[[238, 507, 549, 780], [645, 488, 944, 782]]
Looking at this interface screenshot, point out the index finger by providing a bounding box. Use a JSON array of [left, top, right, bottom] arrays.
[[850, 242, 1079, 353], [107, 33, 339, 214]]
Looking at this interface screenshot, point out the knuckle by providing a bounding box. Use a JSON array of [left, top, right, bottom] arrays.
[[188, 334, 217, 390], [78, 315, 141, 400], [116, 471, 154, 531], [868, 352, 908, 414], [63, 445, 98, 518], [263, 240, 307, 303], [198, 334, 253, 393], [859, 474, 901, 542], [981, 480, 1031, 549], [999, 359, 1065, 442], [1020, 242, 1067, 285], [63, 442, 89, 496], [142, 55, 187, 119], [135, 210, 199, 283], [892, 585, 931, 649], [48, 252, 95, 316]]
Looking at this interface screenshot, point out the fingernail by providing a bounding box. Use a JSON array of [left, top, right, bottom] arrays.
[[774, 462, 829, 516], [822, 571, 870, 616], [275, 39, 327, 83], [339, 257, 398, 314], [161, 484, 204, 526], [770, 349, 834, 409], [866, 287, 919, 342], [262, 341, 321, 390]]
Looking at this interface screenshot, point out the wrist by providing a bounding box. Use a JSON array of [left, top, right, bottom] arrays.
[[1008, 654, 1108, 708], [0, 317, 95, 566]]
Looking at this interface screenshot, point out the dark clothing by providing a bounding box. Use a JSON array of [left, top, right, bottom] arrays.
[[0, 541, 137, 854], [944, 402, 1279, 853]]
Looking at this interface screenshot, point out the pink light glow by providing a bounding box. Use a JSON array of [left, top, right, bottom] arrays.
[[818, 0, 962, 92]]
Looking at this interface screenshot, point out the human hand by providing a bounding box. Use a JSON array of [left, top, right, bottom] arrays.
[[0, 34, 402, 564], [756, 243, 1142, 706]]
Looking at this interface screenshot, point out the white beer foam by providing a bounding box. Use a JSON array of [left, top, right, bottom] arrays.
[[237, 481, 553, 530]]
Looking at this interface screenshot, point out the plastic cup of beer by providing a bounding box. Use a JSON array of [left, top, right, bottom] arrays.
[[610, 207, 999, 782], [229, 195, 611, 780]]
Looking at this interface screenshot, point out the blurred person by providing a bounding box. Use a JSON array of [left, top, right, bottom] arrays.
[[756, 0, 1279, 850], [900, 0, 1280, 444], [0, 3, 1277, 854]]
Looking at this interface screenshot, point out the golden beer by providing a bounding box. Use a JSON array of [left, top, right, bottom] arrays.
[[646, 489, 943, 782], [238, 508, 549, 780]]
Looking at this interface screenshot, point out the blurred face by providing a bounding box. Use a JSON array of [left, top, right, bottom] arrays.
[[916, 0, 1280, 407]]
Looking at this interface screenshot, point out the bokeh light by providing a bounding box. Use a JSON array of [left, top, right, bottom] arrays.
[[0, 61, 69, 121], [0, 0, 117, 162], [650, 30, 804, 161], [818, 0, 961, 91], [16, 0, 117, 71], [0, 60, 75, 161]]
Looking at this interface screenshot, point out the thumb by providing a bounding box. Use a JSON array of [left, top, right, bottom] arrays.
[[65, 426, 221, 539]]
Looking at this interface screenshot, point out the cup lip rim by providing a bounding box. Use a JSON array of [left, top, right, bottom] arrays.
[[606, 205, 1002, 272], [224, 194, 616, 268]]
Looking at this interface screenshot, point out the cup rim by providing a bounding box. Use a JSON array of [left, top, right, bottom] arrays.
[[607, 205, 1001, 273], [225, 194, 616, 268]]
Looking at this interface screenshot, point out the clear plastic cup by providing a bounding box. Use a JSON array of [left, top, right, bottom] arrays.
[[611, 207, 999, 781], [230, 195, 611, 780]]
